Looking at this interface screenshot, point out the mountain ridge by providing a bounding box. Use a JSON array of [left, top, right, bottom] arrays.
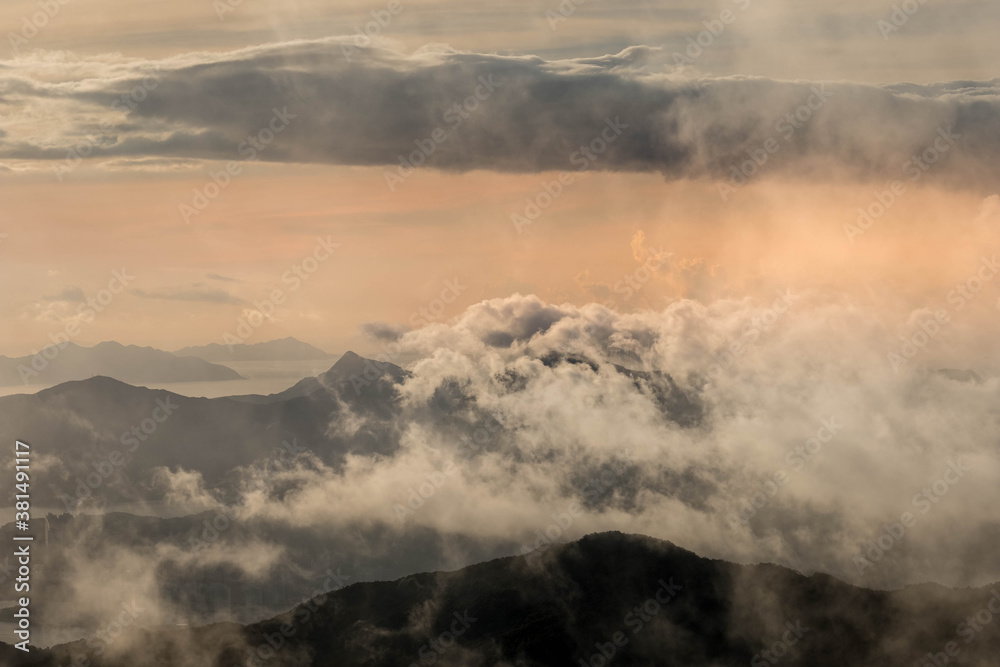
[[0, 351, 407, 507], [224, 349, 408, 404], [0, 341, 243, 386], [175, 337, 329, 362], [5, 531, 999, 666]]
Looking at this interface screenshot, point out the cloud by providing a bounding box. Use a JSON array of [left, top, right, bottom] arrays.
[[95, 157, 203, 172], [2, 41, 999, 188], [43, 286, 86, 302], [362, 321, 409, 342], [133, 289, 1000, 594], [206, 273, 241, 282], [132, 286, 243, 304], [22, 287, 1000, 642]]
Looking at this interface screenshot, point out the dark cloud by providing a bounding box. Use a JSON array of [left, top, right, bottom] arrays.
[[44, 286, 86, 302], [361, 322, 409, 342], [132, 286, 243, 304], [4, 41, 1000, 188]]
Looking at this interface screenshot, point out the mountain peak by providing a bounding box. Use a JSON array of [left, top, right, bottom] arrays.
[[327, 351, 406, 382], [328, 350, 371, 377]]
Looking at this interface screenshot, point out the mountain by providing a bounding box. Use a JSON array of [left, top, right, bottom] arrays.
[[0, 510, 522, 630], [0, 350, 700, 508], [6, 531, 999, 666], [175, 337, 329, 362], [0, 341, 243, 387], [226, 350, 408, 404], [0, 352, 406, 507]]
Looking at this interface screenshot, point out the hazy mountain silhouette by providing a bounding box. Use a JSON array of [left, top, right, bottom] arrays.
[[0, 352, 406, 507], [6, 531, 999, 666], [227, 350, 408, 404], [0, 511, 522, 630], [0, 351, 703, 509], [175, 337, 329, 362], [0, 341, 242, 387]]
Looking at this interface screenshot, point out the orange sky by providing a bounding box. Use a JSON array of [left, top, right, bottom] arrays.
[[2, 159, 996, 355], [1, 0, 998, 356]]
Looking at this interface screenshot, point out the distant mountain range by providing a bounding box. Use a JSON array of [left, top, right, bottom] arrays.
[[0, 350, 699, 509], [0, 351, 407, 507], [0, 341, 242, 387], [6, 531, 999, 666], [175, 337, 329, 362]]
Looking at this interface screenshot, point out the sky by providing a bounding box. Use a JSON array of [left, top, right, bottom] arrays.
[[1, 0, 999, 357]]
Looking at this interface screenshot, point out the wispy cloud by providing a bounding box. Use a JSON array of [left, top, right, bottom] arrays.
[[132, 286, 243, 304], [43, 286, 86, 302]]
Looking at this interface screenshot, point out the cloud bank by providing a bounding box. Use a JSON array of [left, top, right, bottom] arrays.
[[2, 41, 1000, 188], [143, 290, 1000, 593]]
